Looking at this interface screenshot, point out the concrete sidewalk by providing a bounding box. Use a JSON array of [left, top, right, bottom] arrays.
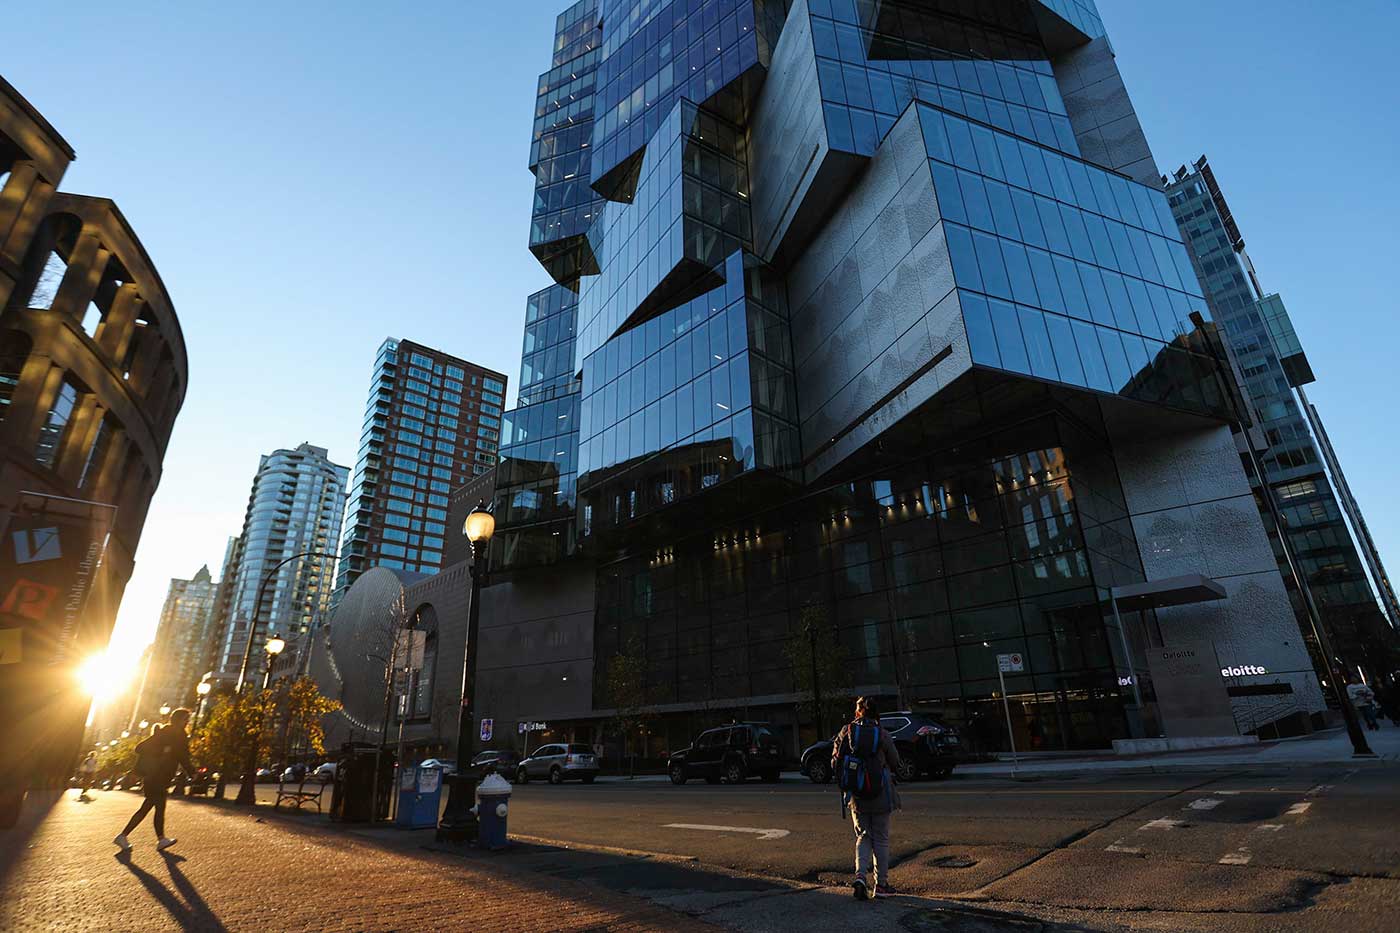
[[958, 723, 1400, 778]]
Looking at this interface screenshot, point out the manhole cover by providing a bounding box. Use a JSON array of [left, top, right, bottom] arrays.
[[901, 908, 1043, 932], [929, 854, 978, 868]]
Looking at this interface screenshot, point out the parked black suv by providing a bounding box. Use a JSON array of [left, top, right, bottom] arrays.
[[800, 711, 961, 783], [668, 723, 783, 785]]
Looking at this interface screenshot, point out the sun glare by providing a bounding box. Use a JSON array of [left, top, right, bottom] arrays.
[[76, 651, 135, 706]]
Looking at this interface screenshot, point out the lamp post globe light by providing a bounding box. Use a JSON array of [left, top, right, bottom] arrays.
[[438, 500, 494, 844], [159, 704, 171, 717], [138, 720, 149, 731], [195, 679, 213, 728]]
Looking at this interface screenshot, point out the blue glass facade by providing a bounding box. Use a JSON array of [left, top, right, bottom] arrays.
[[919, 104, 1229, 416], [495, 3, 602, 566], [530, 0, 605, 281], [589, 0, 788, 194], [817, 0, 1080, 158]]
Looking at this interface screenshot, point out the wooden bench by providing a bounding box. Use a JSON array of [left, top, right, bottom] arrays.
[[275, 775, 328, 812]]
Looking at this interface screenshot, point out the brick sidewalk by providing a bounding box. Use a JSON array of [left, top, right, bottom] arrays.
[[0, 789, 714, 932]]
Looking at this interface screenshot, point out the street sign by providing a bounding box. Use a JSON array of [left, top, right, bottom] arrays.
[[997, 653, 1024, 673], [480, 718, 493, 742]]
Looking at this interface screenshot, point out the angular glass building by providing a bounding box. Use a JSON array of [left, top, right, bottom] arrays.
[[481, 0, 1329, 756]]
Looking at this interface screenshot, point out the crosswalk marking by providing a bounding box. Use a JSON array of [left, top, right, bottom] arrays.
[[1186, 798, 1223, 811], [1286, 802, 1312, 816], [1140, 818, 1185, 831], [1219, 850, 1252, 865], [1255, 824, 1285, 832]]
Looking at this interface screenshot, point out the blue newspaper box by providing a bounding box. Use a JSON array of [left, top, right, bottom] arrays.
[[396, 765, 443, 829]]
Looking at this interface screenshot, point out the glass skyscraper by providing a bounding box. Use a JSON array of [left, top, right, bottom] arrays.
[[336, 338, 508, 591], [1165, 157, 1400, 675], [484, 0, 1329, 754]]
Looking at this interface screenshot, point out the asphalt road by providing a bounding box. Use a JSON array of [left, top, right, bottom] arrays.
[[495, 762, 1400, 930]]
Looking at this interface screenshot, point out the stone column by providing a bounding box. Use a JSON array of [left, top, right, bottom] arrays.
[[0, 356, 63, 454], [0, 163, 54, 308], [50, 230, 107, 323], [127, 325, 164, 396], [55, 395, 102, 486], [89, 431, 130, 503], [0, 162, 42, 258], [98, 284, 142, 359]]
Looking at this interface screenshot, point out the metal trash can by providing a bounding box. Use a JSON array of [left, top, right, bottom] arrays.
[[330, 744, 394, 822], [475, 773, 512, 850]]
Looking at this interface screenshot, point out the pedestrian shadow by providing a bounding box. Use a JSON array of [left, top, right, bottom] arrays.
[[115, 851, 227, 932], [0, 789, 63, 890]]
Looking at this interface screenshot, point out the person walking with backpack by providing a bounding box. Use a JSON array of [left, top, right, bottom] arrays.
[[114, 709, 195, 853], [832, 696, 902, 901]]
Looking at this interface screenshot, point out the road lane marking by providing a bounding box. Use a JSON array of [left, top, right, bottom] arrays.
[[1286, 803, 1311, 816], [1255, 824, 1285, 832], [1215, 791, 1241, 796], [664, 823, 790, 840], [1186, 798, 1223, 810], [1306, 784, 1333, 797], [1219, 849, 1252, 865], [1104, 840, 1142, 854], [1140, 818, 1185, 831]]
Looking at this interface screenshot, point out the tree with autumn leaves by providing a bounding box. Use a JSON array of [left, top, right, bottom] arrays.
[[192, 677, 341, 782]]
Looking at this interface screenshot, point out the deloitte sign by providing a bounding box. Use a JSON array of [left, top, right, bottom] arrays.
[[1221, 664, 1268, 677]]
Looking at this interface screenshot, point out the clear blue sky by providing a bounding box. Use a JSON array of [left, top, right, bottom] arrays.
[[4, 1, 1397, 679]]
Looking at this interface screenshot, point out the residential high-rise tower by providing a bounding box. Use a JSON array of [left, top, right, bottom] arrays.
[[335, 338, 508, 591], [211, 443, 347, 685], [138, 565, 217, 722]]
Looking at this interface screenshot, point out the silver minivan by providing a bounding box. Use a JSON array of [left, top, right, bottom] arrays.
[[516, 743, 599, 784]]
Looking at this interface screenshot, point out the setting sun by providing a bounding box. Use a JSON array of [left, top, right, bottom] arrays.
[[75, 651, 136, 706]]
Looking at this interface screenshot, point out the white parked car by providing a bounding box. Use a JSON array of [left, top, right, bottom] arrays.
[[313, 762, 337, 783]]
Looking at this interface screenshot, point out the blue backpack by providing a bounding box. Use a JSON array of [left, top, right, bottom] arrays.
[[837, 722, 884, 801]]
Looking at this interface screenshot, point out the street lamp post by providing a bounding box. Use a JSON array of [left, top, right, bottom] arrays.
[[195, 680, 212, 728], [438, 501, 494, 844], [232, 550, 333, 804], [234, 635, 286, 804]]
